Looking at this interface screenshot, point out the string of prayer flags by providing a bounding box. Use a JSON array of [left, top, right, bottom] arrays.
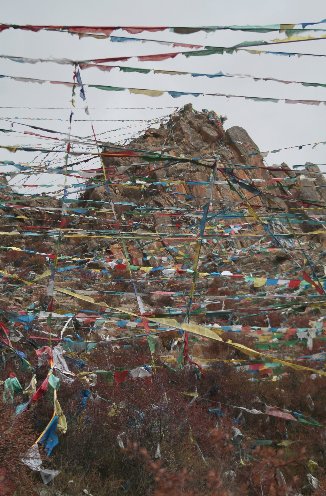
[[2, 73, 326, 106], [1, 21, 326, 37]]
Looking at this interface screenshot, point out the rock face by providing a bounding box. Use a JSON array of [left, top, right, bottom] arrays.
[[82, 104, 324, 210], [83, 104, 325, 233]]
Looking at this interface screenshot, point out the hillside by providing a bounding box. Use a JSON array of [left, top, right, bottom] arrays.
[[0, 105, 326, 496]]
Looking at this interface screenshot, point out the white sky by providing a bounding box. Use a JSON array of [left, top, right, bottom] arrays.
[[0, 0, 326, 194]]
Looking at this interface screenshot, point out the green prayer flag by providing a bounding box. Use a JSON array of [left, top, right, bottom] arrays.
[[95, 370, 114, 383], [90, 85, 125, 92], [3, 376, 22, 402], [184, 48, 224, 57], [147, 335, 157, 354], [48, 374, 60, 390], [120, 67, 150, 74]]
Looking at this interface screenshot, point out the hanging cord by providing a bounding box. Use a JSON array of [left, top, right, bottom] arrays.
[[77, 65, 146, 318], [183, 163, 217, 363], [46, 66, 77, 348]]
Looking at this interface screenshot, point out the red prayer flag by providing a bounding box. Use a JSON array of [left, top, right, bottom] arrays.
[[288, 279, 301, 289], [138, 53, 179, 62], [114, 370, 129, 384], [302, 271, 325, 295], [124, 27, 167, 34], [0, 322, 10, 345], [31, 377, 49, 402]]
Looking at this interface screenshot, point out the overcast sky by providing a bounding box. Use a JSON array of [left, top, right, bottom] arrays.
[[0, 0, 326, 194]]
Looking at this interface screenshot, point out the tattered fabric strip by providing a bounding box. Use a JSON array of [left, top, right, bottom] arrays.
[[0, 20, 326, 36], [49, 288, 326, 377], [1, 55, 326, 90], [1, 74, 326, 106]]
